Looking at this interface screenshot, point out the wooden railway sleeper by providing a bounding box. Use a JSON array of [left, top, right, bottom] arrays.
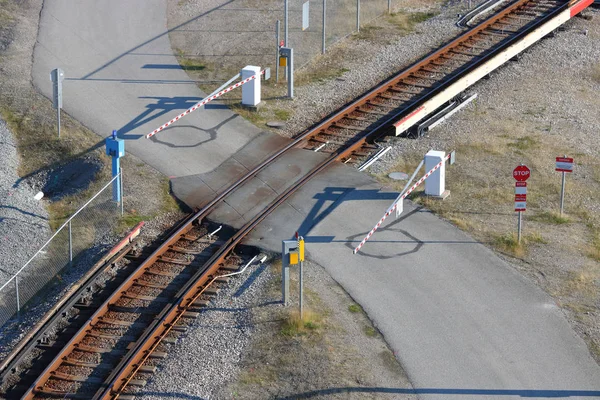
[[333, 123, 366, 131]]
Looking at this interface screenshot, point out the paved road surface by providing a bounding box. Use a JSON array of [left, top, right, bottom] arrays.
[[33, 1, 600, 399], [33, 0, 264, 178]]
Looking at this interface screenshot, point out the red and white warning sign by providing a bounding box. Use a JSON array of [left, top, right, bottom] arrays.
[[515, 181, 527, 211], [555, 157, 574, 173], [513, 165, 530, 182]]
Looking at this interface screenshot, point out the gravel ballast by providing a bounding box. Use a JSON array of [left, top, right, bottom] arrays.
[[0, 119, 50, 281]]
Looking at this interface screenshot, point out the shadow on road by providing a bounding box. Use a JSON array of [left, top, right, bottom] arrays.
[[117, 96, 203, 138], [147, 114, 238, 149], [277, 387, 600, 399]]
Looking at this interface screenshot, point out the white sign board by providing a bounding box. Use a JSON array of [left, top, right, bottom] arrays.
[[555, 157, 574, 173], [302, 1, 309, 31]]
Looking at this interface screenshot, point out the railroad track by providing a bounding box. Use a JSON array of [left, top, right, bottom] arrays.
[[1, 0, 592, 397]]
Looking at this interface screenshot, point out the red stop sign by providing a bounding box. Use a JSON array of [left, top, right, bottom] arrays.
[[513, 165, 530, 181]]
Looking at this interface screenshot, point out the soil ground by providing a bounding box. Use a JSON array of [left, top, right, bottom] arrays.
[[0, 0, 598, 398], [165, 0, 600, 390]]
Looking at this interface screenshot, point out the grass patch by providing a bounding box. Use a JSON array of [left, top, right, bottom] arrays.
[[177, 56, 210, 72], [348, 304, 361, 313], [280, 309, 322, 337], [354, 25, 383, 41], [588, 232, 600, 262], [160, 177, 180, 213], [563, 263, 600, 298], [386, 11, 437, 34], [492, 231, 547, 257], [117, 213, 149, 233], [507, 135, 540, 152], [296, 67, 350, 86], [591, 63, 600, 84], [273, 109, 291, 121], [363, 325, 377, 337], [492, 233, 525, 258], [528, 211, 570, 225], [229, 104, 268, 126]]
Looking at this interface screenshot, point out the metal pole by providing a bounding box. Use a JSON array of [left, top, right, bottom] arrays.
[[68, 220, 73, 265], [284, 0, 289, 80], [15, 276, 20, 315], [57, 108, 61, 139], [357, 0, 360, 32], [120, 167, 124, 216], [388, 0, 391, 13], [517, 211, 522, 244], [288, 48, 294, 98], [560, 171, 566, 216], [559, 154, 567, 216], [276, 20, 281, 82], [322, 0, 326, 54], [281, 243, 290, 305], [299, 260, 304, 318]]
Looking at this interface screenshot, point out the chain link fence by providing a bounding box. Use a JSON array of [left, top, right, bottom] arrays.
[[0, 172, 124, 328], [279, 0, 396, 68]]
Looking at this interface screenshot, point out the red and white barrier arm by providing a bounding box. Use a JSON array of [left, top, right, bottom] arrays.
[[146, 70, 266, 139], [353, 153, 451, 254]]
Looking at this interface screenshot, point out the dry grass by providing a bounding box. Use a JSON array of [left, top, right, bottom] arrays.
[[295, 66, 351, 86], [280, 309, 322, 337], [588, 231, 600, 262], [528, 211, 570, 225], [562, 263, 600, 298], [386, 11, 438, 34], [591, 63, 600, 84]]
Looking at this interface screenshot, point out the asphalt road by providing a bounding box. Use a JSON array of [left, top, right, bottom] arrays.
[[32, 1, 600, 399], [33, 0, 263, 178]]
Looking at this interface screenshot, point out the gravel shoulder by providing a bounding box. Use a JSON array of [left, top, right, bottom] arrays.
[[165, 0, 600, 393], [0, 0, 598, 398], [0, 0, 184, 361]]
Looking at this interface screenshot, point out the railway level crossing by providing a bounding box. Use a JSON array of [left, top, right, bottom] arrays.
[[354, 150, 455, 254]]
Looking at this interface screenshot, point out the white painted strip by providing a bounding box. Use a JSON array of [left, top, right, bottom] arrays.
[[358, 147, 392, 171], [428, 94, 478, 131], [515, 186, 527, 195], [394, 9, 570, 136], [555, 161, 573, 171]]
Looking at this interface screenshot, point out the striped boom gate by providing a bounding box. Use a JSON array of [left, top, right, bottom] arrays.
[[146, 69, 267, 139], [353, 153, 451, 254]]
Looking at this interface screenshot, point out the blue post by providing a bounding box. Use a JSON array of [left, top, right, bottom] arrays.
[[105, 130, 124, 202]]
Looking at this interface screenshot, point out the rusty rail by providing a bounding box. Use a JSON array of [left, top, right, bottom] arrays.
[[15, 0, 588, 397]]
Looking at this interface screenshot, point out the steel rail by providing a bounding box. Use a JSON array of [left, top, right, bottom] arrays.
[[98, 114, 376, 399], [20, 0, 584, 396], [100, 2, 581, 394]]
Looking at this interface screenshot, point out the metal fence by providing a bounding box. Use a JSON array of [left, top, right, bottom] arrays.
[[278, 0, 396, 68], [0, 172, 124, 328]]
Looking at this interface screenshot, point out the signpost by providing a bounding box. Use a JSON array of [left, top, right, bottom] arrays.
[[50, 68, 64, 138], [555, 156, 573, 216], [513, 165, 530, 243]]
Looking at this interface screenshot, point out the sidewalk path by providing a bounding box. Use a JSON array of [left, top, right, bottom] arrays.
[[32, 1, 600, 399]]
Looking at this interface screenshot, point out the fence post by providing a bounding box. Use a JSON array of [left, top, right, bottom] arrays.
[[120, 168, 124, 216], [322, 0, 326, 54], [68, 220, 73, 265], [388, 0, 392, 13], [276, 20, 281, 81], [357, 0, 360, 32], [15, 276, 20, 315]]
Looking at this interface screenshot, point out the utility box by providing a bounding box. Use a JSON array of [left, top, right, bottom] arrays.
[[424, 150, 449, 199], [241, 65, 261, 107], [106, 134, 124, 158]]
